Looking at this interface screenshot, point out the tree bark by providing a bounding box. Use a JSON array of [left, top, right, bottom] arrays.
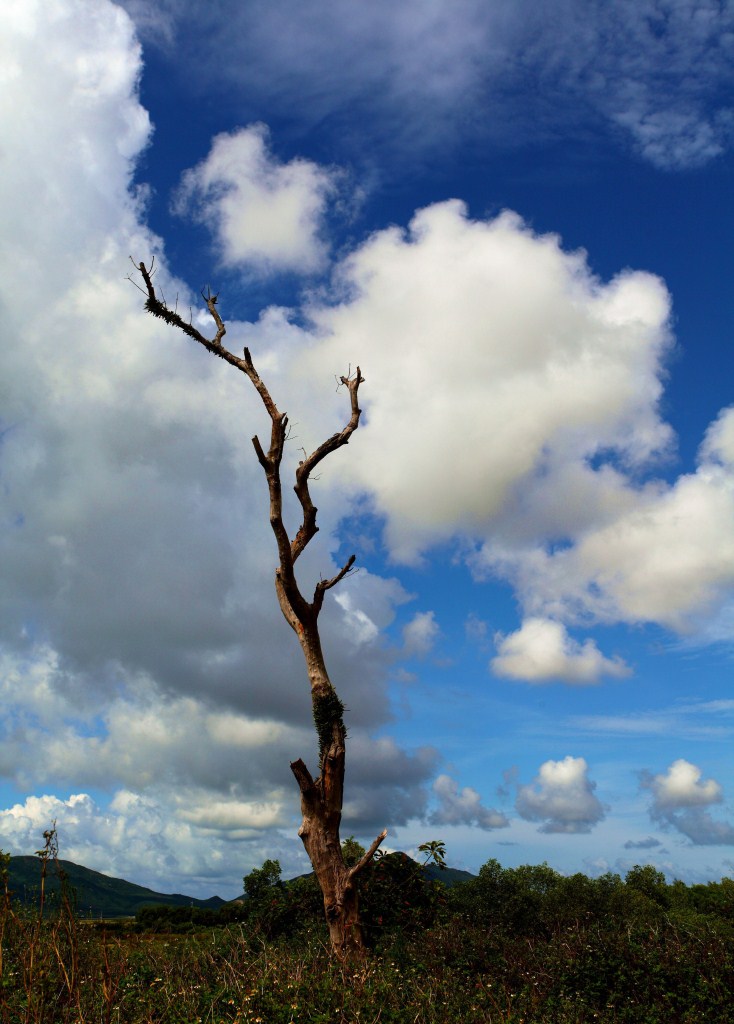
[[135, 261, 386, 957], [288, 627, 387, 958]]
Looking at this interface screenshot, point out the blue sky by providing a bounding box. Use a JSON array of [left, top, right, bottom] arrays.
[[2, 0, 734, 898]]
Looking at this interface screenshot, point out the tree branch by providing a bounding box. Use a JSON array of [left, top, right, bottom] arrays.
[[313, 555, 357, 615], [138, 259, 231, 358], [291, 369, 364, 564], [133, 260, 362, 628], [290, 757, 317, 795], [348, 828, 388, 882]]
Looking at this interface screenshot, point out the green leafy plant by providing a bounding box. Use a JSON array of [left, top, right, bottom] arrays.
[[4, 831, 734, 1023]]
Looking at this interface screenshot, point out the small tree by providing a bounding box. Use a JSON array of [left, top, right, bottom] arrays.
[[135, 261, 386, 957], [243, 858, 283, 903]]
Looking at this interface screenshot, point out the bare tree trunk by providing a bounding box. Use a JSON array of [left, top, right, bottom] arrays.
[[289, 617, 386, 957], [135, 261, 386, 957]]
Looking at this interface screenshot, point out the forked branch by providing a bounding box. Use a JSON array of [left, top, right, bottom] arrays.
[[313, 555, 357, 614], [133, 260, 362, 630], [292, 368, 364, 564]]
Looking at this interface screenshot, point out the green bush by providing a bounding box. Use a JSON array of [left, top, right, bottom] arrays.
[[5, 837, 734, 1023], [360, 852, 447, 944]]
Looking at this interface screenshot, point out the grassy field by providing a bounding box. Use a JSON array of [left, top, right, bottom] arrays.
[[2, 846, 733, 1023]]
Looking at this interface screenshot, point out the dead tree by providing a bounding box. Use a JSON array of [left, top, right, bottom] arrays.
[[135, 261, 386, 957]]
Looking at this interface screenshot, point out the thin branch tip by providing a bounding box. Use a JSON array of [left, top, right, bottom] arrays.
[[348, 827, 388, 880]]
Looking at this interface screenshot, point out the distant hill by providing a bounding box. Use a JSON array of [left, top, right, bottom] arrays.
[[5, 851, 474, 919], [422, 862, 476, 887], [286, 853, 476, 891], [6, 857, 226, 919]]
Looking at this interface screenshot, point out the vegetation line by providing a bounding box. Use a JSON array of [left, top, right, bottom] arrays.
[[1, 832, 732, 1022]]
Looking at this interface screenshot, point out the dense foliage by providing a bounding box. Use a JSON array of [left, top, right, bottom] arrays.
[[2, 840, 733, 1023]]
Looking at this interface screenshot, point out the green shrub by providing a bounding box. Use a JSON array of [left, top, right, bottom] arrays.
[[5, 836, 734, 1024]]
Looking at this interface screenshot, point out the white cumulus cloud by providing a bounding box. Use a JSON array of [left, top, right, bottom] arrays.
[[402, 611, 441, 658], [174, 124, 338, 273], [642, 759, 734, 846], [0, 0, 443, 888], [492, 618, 630, 684], [304, 200, 672, 564], [0, 790, 299, 897], [299, 194, 734, 649], [644, 758, 722, 811], [492, 442, 734, 634], [516, 756, 606, 834], [699, 406, 734, 468], [430, 774, 509, 831]]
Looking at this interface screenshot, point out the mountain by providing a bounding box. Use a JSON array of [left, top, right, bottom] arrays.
[[4, 851, 475, 920], [422, 862, 476, 887], [286, 853, 476, 890], [5, 856, 226, 919]]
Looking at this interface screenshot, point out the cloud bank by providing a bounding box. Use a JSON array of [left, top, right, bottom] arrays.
[[0, 0, 439, 893], [301, 199, 734, 659]]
